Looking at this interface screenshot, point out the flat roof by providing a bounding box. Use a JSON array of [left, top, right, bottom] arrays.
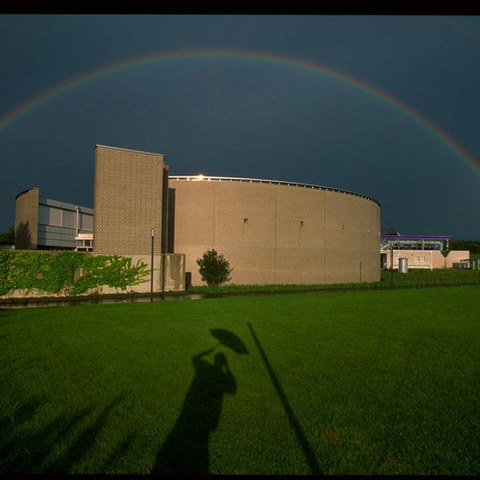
[[381, 235, 451, 241], [16, 188, 93, 213], [95, 144, 168, 164], [170, 175, 380, 206], [39, 196, 93, 214]]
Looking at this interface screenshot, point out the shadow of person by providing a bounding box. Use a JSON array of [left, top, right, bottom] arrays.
[[153, 348, 237, 474]]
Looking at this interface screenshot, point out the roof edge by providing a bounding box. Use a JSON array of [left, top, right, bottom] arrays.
[[170, 175, 381, 206], [95, 144, 167, 162], [15, 187, 39, 200]]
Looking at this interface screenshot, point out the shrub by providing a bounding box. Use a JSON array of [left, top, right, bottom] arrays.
[[196, 249, 232, 286]]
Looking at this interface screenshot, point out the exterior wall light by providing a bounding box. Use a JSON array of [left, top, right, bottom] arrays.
[[244, 218, 248, 224], [300, 221, 304, 227]]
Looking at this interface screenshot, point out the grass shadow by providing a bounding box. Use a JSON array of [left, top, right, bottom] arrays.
[[0, 394, 129, 473], [0, 396, 44, 471]]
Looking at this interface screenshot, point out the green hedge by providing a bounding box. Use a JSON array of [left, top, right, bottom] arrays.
[[0, 251, 150, 296]]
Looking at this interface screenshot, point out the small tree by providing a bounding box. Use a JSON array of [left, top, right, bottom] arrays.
[[441, 239, 450, 269], [196, 249, 232, 286]]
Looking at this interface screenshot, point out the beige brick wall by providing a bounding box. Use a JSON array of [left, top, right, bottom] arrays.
[[171, 178, 381, 285], [442, 250, 470, 268], [15, 188, 39, 249], [93, 145, 168, 256], [386, 249, 470, 269], [324, 191, 380, 283]]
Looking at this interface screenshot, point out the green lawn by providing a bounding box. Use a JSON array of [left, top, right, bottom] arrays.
[[1, 286, 479, 474]]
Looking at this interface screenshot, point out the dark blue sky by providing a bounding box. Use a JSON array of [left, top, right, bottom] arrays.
[[1, 14, 480, 239]]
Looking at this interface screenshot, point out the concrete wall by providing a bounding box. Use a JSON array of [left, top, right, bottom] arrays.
[[15, 188, 39, 249], [0, 253, 186, 300], [163, 253, 186, 291], [97, 253, 185, 294], [170, 177, 381, 285], [445, 250, 471, 268], [93, 144, 168, 256]]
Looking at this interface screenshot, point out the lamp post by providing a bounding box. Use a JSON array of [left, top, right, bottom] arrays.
[[150, 228, 154, 302]]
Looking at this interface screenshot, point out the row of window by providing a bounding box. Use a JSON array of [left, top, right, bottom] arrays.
[[38, 205, 93, 231]]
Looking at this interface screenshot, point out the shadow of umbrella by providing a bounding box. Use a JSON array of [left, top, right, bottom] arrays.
[[209, 329, 249, 355]]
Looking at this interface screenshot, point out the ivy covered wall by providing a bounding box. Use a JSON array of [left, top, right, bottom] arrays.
[[0, 251, 150, 296]]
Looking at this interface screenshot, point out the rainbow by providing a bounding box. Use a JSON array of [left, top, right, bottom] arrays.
[[1, 48, 479, 177]]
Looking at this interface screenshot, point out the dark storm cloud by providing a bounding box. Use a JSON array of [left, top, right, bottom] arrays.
[[1, 15, 479, 238]]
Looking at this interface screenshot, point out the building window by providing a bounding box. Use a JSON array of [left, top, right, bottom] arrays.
[[49, 207, 62, 226], [62, 210, 75, 229], [80, 214, 93, 231]]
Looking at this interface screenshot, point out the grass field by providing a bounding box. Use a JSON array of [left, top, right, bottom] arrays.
[[1, 286, 479, 474]]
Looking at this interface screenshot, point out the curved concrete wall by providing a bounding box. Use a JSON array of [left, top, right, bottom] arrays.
[[15, 188, 39, 249], [170, 177, 381, 286]]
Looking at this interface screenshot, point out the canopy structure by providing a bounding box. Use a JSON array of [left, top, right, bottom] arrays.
[[380, 235, 451, 252]]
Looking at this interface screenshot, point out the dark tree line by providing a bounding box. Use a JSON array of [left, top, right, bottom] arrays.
[[0, 226, 14, 245], [450, 240, 480, 254]]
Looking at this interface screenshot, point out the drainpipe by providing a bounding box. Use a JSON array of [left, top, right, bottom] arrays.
[[75, 206, 80, 250]]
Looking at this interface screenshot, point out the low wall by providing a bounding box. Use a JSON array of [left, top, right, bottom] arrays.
[[384, 250, 470, 270], [93, 253, 186, 295], [0, 252, 186, 300]]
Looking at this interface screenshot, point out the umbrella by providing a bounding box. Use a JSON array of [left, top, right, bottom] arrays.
[[209, 328, 249, 355]]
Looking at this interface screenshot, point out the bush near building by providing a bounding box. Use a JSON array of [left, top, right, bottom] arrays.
[[196, 249, 232, 286]]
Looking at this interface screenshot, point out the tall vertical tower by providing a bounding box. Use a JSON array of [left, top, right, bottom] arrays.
[[14, 188, 39, 249], [93, 145, 169, 256]]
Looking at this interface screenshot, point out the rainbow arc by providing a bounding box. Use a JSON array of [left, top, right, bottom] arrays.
[[1, 48, 478, 177]]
